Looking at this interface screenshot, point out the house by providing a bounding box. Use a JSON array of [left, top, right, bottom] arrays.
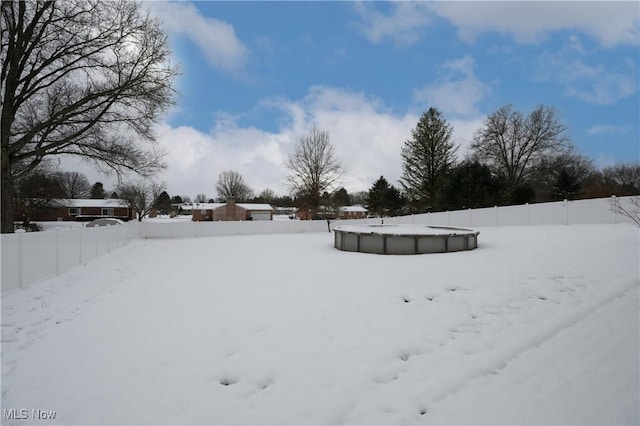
[[190, 198, 273, 221], [18, 199, 132, 222], [295, 205, 369, 220], [338, 205, 368, 219]]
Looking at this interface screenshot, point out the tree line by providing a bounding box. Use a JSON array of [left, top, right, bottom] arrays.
[[279, 107, 639, 219], [10, 106, 640, 223], [365, 106, 640, 217]]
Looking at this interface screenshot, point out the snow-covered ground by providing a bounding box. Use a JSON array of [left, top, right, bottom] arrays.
[[1, 224, 638, 425]]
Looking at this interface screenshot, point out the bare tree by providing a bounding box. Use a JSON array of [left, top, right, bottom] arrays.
[[257, 188, 276, 204], [57, 171, 91, 199], [286, 127, 343, 218], [1, 1, 178, 232], [609, 196, 640, 227], [531, 149, 595, 201], [118, 180, 165, 222], [471, 105, 570, 199], [216, 170, 253, 202], [194, 193, 208, 203], [602, 163, 640, 195]]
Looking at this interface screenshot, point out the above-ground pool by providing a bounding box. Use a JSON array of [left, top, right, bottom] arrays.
[[333, 224, 479, 255]]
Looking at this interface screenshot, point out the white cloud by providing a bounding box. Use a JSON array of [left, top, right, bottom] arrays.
[[147, 1, 249, 72], [152, 87, 419, 196], [587, 124, 632, 136], [535, 47, 638, 105], [352, 2, 639, 48], [352, 2, 432, 47], [413, 56, 491, 118], [62, 86, 485, 199], [429, 2, 640, 47]]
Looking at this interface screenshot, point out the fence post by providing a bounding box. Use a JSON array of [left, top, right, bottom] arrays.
[[56, 228, 61, 274], [18, 231, 24, 289], [495, 206, 498, 226], [79, 227, 83, 264], [564, 199, 569, 225], [526, 203, 530, 226], [612, 196, 617, 224], [469, 208, 472, 226]]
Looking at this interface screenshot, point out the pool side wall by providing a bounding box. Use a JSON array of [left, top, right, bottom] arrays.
[[333, 228, 479, 255]]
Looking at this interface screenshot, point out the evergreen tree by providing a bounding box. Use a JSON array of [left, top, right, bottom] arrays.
[[332, 188, 351, 206], [551, 169, 582, 201], [90, 182, 106, 199], [445, 161, 505, 209], [400, 108, 458, 212], [154, 190, 172, 214], [367, 176, 404, 217]]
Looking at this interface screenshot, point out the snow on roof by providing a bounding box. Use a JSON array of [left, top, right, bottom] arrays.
[[237, 203, 273, 211], [339, 205, 368, 212], [55, 199, 129, 208], [186, 203, 224, 210]]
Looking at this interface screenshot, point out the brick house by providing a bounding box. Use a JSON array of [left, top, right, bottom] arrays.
[[338, 205, 368, 219], [190, 198, 273, 221], [18, 199, 132, 222], [295, 205, 369, 220]]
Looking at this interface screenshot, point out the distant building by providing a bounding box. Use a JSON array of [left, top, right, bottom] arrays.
[[338, 205, 368, 219], [18, 199, 132, 222], [189, 197, 273, 221], [295, 205, 368, 220]]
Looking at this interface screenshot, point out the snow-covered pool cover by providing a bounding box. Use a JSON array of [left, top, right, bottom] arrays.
[[334, 224, 478, 236]]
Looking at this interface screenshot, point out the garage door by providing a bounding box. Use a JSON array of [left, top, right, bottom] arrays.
[[251, 212, 271, 221]]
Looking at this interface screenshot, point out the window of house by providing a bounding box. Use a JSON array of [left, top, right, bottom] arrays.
[[102, 208, 114, 216], [68, 207, 80, 216], [201, 209, 207, 215]]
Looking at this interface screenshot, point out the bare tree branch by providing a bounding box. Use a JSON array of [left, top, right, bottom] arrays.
[[216, 170, 253, 202], [471, 104, 571, 197], [1, 0, 178, 232], [285, 127, 343, 218], [57, 170, 91, 199], [609, 196, 640, 227], [118, 179, 165, 221]]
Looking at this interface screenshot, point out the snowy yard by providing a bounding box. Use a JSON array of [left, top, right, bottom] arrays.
[[1, 224, 638, 425]]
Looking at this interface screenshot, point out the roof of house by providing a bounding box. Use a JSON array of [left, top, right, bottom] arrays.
[[238, 203, 273, 211], [339, 205, 368, 213], [55, 199, 129, 208]]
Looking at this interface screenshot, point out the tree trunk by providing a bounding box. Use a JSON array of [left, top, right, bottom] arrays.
[[1, 152, 15, 233]]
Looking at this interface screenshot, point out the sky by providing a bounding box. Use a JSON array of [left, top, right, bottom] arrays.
[[67, 1, 639, 199]]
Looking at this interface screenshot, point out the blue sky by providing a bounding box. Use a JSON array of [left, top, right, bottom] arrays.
[[77, 1, 640, 198]]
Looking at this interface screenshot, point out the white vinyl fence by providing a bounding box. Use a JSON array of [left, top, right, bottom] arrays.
[[1, 223, 138, 294], [1, 196, 637, 294], [332, 196, 638, 229], [138, 217, 330, 239]]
